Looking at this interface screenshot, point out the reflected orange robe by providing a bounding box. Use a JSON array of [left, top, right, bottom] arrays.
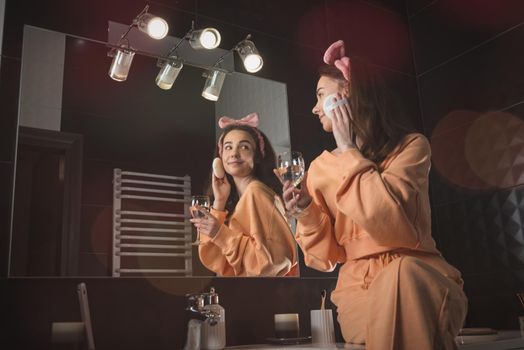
[[199, 180, 298, 277], [296, 133, 467, 349]]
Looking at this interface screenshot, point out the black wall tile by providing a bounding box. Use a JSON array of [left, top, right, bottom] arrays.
[[418, 24, 524, 136], [196, 0, 328, 49], [406, 0, 435, 17], [410, 0, 524, 74], [362, 0, 407, 16], [428, 101, 524, 208], [154, 0, 196, 13], [326, 0, 415, 74], [379, 67, 423, 131], [435, 187, 524, 277]]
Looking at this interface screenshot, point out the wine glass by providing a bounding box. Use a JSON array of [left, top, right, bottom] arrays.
[[276, 151, 305, 213], [190, 195, 210, 245]]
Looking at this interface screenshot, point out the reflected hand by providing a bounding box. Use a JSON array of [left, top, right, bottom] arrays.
[[279, 171, 312, 217], [212, 174, 230, 211], [190, 209, 221, 238], [331, 93, 356, 152]]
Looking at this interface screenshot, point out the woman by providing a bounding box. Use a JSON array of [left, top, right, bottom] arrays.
[[282, 40, 467, 349], [191, 113, 298, 277]]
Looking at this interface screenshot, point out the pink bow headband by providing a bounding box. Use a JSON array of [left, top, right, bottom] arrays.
[[217, 112, 266, 157], [323, 40, 351, 81]]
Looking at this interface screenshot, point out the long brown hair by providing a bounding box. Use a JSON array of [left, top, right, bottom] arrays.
[[319, 59, 412, 165], [206, 124, 281, 215]]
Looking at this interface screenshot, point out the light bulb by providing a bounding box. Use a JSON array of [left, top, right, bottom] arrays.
[[190, 28, 221, 50], [147, 17, 169, 39], [137, 13, 169, 40], [236, 40, 263, 73], [243, 54, 263, 73]]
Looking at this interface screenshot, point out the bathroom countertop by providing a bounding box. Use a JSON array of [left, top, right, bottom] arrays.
[[457, 330, 524, 349], [226, 344, 361, 350], [227, 331, 524, 350]]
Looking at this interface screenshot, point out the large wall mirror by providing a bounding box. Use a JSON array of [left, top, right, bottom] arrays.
[[9, 25, 295, 278]]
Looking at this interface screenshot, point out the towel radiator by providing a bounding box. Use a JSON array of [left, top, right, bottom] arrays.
[[112, 169, 192, 276]]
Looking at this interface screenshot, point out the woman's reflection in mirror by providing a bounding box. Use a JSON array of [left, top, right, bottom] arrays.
[[190, 113, 298, 277]]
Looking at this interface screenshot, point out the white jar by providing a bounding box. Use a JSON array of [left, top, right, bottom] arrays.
[[200, 293, 226, 349]]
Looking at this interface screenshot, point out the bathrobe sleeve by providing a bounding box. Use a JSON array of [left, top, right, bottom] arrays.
[[333, 134, 430, 247], [295, 182, 347, 272]]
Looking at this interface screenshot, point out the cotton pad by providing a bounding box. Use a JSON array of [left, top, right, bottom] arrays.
[[323, 93, 348, 119]]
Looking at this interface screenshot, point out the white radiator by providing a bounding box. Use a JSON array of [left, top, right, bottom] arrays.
[[112, 169, 192, 276]]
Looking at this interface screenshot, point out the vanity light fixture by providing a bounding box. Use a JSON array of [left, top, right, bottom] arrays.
[[234, 35, 263, 73], [153, 21, 222, 90], [189, 28, 221, 50], [108, 45, 135, 82], [201, 69, 226, 101], [108, 5, 168, 81], [134, 6, 169, 40], [155, 57, 183, 90]]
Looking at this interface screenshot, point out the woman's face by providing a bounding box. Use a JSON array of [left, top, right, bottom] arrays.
[[311, 76, 347, 132], [221, 129, 256, 179]]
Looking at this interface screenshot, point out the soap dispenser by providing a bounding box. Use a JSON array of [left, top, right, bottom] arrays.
[[201, 287, 226, 350]]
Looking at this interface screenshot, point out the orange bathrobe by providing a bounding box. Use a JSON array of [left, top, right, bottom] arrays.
[[296, 133, 467, 349], [199, 180, 298, 277]]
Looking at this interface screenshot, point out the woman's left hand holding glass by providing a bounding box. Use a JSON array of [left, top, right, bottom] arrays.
[[331, 93, 356, 152], [190, 209, 221, 238], [281, 172, 312, 217]]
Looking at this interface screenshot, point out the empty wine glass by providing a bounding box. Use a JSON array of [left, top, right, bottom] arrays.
[[190, 195, 210, 245], [276, 151, 305, 213]]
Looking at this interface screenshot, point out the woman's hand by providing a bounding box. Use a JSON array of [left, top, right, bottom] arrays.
[[190, 209, 221, 238], [275, 170, 313, 217], [331, 93, 356, 152], [212, 174, 230, 210]]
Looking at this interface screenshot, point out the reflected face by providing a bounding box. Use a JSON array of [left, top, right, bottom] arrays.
[[221, 129, 256, 178], [311, 76, 347, 132]]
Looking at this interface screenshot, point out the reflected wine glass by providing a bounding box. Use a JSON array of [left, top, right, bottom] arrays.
[[276, 151, 305, 214], [190, 195, 210, 245]]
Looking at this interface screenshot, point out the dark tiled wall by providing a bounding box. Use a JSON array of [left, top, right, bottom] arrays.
[[408, 0, 524, 329]]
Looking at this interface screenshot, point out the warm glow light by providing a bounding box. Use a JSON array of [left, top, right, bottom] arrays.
[[147, 17, 169, 39], [200, 30, 220, 49], [137, 13, 169, 40], [190, 28, 221, 50], [243, 54, 263, 73], [431, 110, 524, 191], [236, 39, 263, 73]]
